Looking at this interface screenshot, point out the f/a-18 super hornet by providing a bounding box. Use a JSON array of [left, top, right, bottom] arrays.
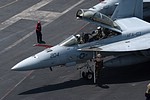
[[12, 0, 150, 74], [76, 0, 150, 21]]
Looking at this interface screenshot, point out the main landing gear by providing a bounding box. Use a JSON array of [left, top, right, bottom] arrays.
[[82, 71, 93, 80], [78, 60, 95, 80]]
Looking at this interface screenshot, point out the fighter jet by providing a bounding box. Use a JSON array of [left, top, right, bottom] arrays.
[[12, 0, 150, 71], [76, 0, 150, 21]]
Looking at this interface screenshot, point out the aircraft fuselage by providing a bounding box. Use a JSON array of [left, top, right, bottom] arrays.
[[12, 25, 150, 71]]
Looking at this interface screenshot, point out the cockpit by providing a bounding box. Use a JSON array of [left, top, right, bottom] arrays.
[[59, 27, 121, 47], [59, 35, 79, 46]]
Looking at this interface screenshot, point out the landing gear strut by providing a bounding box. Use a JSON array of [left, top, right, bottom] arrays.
[[79, 60, 95, 81], [49, 67, 53, 71]]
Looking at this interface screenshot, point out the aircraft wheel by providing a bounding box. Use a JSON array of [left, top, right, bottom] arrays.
[[86, 72, 93, 80]]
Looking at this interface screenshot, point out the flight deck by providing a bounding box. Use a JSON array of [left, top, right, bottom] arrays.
[[0, 0, 150, 100]]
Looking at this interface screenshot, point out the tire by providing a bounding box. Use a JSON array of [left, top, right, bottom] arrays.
[[86, 72, 93, 80]]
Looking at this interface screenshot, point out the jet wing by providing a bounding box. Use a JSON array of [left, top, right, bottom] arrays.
[[78, 33, 150, 52], [115, 17, 150, 31], [100, 33, 150, 52]]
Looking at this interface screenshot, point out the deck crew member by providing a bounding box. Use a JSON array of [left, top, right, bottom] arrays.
[[95, 53, 103, 86], [36, 21, 43, 43], [145, 83, 150, 100]]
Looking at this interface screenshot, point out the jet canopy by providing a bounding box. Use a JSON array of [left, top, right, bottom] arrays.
[[59, 35, 79, 46]]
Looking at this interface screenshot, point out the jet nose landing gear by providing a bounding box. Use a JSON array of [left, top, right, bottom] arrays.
[[79, 60, 94, 80]]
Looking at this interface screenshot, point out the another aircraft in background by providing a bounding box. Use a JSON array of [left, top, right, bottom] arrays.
[[76, 0, 150, 21], [12, 0, 150, 73]]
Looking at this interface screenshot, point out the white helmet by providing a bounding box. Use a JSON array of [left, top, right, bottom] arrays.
[[97, 26, 101, 30], [96, 53, 102, 58], [76, 34, 80, 37]]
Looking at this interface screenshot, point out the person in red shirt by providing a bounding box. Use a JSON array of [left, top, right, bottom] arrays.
[[36, 21, 43, 43]]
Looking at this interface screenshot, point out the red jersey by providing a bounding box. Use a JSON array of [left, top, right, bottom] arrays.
[[36, 23, 41, 32]]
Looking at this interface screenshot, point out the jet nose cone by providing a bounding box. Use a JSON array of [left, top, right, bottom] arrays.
[[11, 65, 18, 71], [11, 63, 26, 71], [11, 55, 40, 71]]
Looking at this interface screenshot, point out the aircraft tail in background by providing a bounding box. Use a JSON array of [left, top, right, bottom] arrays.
[[112, 0, 143, 20]]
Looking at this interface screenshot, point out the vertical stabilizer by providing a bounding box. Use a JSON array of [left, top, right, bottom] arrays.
[[112, 0, 143, 20]]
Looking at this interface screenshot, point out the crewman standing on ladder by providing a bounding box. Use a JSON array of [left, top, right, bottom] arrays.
[[95, 53, 103, 86]]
